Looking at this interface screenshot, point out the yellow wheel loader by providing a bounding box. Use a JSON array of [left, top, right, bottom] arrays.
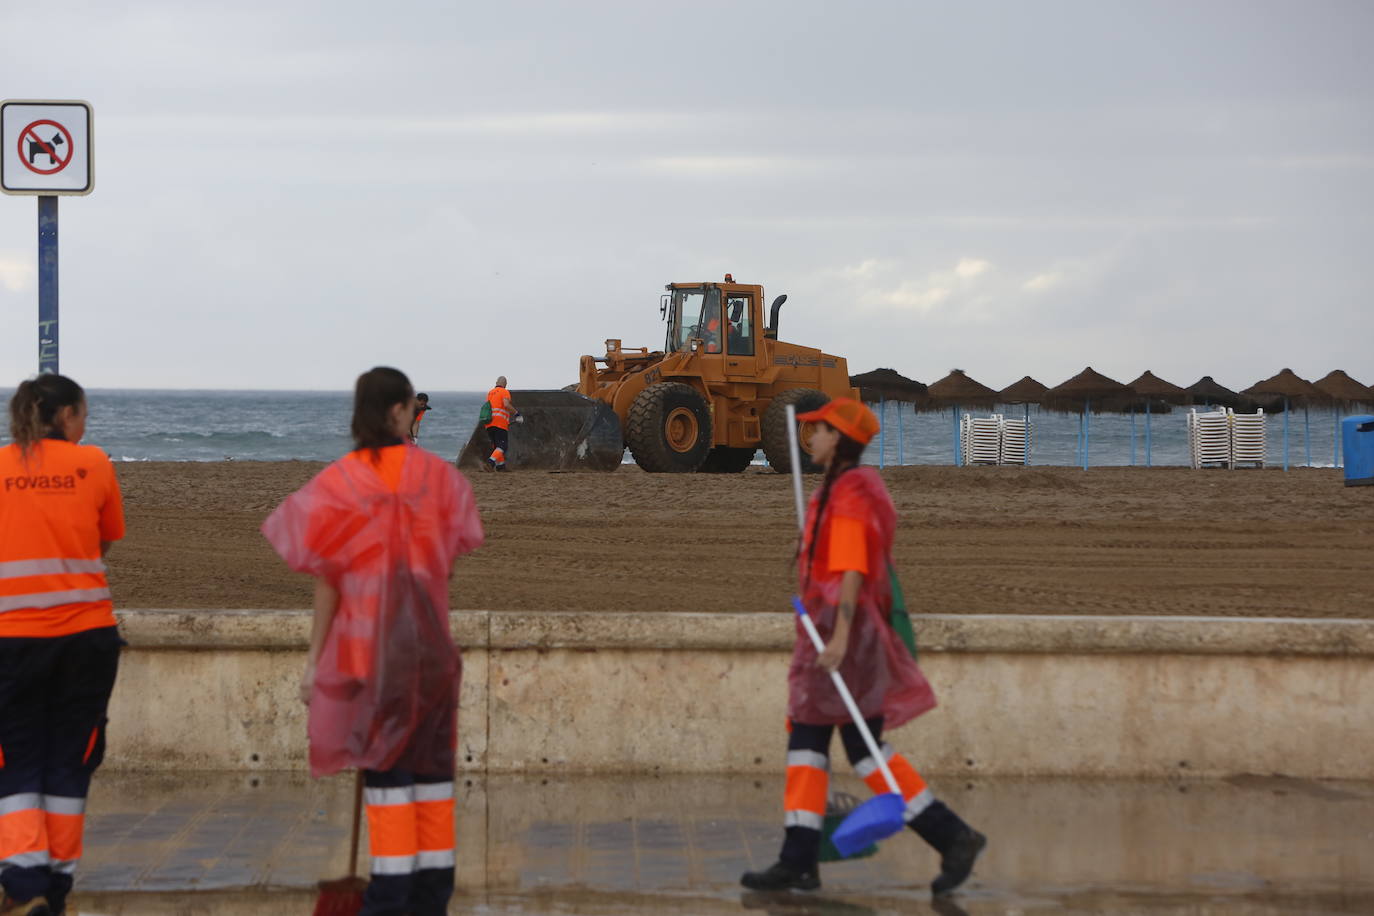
[[457, 276, 858, 473]]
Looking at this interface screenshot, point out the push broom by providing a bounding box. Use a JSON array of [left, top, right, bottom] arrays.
[[785, 406, 908, 859], [313, 771, 367, 916]]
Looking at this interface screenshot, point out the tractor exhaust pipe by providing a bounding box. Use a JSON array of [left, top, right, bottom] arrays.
[[766, 294, 787, 339]]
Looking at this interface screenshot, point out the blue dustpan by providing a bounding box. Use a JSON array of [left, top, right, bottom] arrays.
[[830, 792, 907, 858]]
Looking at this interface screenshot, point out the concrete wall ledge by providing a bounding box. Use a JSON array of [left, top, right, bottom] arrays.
[[116, 609, 1374, 657], [106, 610, 1374, 779]]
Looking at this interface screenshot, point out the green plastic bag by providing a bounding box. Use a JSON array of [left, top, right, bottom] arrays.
[[888, 562, 918, 661], [478, 401, 492, 425]]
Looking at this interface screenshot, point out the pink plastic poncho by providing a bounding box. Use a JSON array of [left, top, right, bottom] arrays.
[[789, 466, 937, 729], [262, 445, 484, 777]]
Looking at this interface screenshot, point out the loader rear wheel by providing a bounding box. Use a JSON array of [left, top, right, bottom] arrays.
[[762, 388, 830, 474], [699, 446, 756, 473], [626, 382, 713, 472]]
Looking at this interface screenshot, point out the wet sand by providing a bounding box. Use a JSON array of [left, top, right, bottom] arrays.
[[110, 462, 1373, 617]]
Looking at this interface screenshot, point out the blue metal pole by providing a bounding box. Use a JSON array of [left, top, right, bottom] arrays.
[[878, 396, 886, 469], [1304, 404, 1311, 468], [1083, 399, 1091, 470], [38, 197, 59, 374], [1130, 408, 1137, 466], [1145, 401, 1153, 467], [898, 401, 904, 466], [1024, 403, 1030, 466], [1283, 397, 1290, 471]]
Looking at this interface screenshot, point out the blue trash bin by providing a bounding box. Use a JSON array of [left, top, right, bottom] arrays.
[[1343, 415, 1374, 487]]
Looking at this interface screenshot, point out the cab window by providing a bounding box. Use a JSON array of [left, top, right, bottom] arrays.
[[725, 296, 754, 356]]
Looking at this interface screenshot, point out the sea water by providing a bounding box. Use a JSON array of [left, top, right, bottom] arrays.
[[0, 389, 1354, 468]]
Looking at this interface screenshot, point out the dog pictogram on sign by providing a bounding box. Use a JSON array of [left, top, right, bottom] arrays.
[[19, 120, 74, 175], [1, 100, 94, 196]]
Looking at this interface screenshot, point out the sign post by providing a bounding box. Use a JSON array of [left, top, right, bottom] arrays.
[[1, 100, 95, 375]]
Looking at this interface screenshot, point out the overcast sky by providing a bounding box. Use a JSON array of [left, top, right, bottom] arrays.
[[1, 0, 1370, 393]]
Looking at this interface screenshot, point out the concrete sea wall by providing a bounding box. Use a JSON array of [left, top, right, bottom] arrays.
[[108, 610, 1374, 779]]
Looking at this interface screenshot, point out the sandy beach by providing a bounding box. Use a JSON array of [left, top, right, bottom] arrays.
[[105, 461, 1373, 618]]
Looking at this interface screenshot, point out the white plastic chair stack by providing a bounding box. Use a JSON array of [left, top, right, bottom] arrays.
[[1188, 408, 1230, 469], [960, 414, 1002, 465], [1001, 418, 1032, 465], [1229, 408, 1266, 469]]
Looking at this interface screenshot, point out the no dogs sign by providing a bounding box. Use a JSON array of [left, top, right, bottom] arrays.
[[1, 100, 94, 195]]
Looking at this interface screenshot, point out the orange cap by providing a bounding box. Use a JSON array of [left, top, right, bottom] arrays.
[[796, 397, 879, 445]]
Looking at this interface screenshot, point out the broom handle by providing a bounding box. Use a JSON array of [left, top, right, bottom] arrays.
[[793, 598, 903, 797], [784, 407, 903, 799], [348, 770, 364, 878]]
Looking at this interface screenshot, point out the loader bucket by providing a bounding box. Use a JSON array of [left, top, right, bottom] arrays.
[[457, 390, 625, 471]]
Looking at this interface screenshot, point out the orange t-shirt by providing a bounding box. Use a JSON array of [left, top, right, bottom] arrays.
[[803, 511, 870, 584], [345, 443, 408, 492], [486, 387, 512, 430], [0, 439, 125, 637]]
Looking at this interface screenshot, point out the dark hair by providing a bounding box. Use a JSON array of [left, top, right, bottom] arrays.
[[8, 374, 85, 456], [351, 367, 413, 453], [801, 424, 867, 581]]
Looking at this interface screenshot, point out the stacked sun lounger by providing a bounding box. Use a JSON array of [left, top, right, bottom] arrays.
[[961, 414, 1002, 465], [1001, 417, 1032, 465], [960, 414, 1033, 465], [1229, 409, 1266, 468], [1188, 407, 1267, 469]]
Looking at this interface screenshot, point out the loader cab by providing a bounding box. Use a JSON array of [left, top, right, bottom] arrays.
[[664, 283, 760, 359]]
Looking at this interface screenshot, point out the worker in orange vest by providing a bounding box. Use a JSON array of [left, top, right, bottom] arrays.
[[263, 367, 484, 916], [409, 392, 431, 445], [0, 375, 125, 916], [483, 376, 523, 471]]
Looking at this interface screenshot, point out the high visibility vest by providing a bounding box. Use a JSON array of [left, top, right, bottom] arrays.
[[0, 440, 125, 638], [486, 388, 512, 429]]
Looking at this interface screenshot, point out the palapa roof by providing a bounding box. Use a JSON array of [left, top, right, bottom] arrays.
[[849, 368, 927, 402], [920, 369, 1000, 410], [1312, 369, 1374, 405], [997, 376, 1049, 404], [1242, 368, 1327, 403], [1127, 370, 1189, 403], [1185, 376, 1248, 408], [1043, 367, 1132, 412]]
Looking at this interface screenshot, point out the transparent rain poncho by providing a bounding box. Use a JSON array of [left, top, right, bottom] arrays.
[[262, 446, 484, 777], [790, 467, 936, 729]]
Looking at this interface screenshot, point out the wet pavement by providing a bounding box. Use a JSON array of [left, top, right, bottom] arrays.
[[67, 771, 1374, 914]]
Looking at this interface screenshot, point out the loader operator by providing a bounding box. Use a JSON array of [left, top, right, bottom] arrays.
[[483, 377, 523, 472]]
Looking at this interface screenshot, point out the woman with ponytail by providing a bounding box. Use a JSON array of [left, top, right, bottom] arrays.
[[0, 375, 125, 916], [741, 397, 986, 899]]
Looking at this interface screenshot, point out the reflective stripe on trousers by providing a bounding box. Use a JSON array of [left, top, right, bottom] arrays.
[[0, 794, 86, 873], [365, 780, 456, 876]]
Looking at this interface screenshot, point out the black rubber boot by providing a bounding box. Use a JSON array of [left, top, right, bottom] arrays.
[[910, 801, 986, 896], [739, 860, 820, 891]]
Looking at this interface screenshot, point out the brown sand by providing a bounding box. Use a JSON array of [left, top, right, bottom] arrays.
[[109, 462, 1373, 618]]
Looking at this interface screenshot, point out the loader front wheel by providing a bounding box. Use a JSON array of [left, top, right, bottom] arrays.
[[627, 382, 713, 472], [761, 388, 830, 474]]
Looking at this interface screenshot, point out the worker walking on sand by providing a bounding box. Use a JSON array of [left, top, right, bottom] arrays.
[[0, 375, 125, 916], [741, 398, 987, 898], [409, 392, 432, 445], [262, 367, 484, 916], [483, 376, 523, 471]]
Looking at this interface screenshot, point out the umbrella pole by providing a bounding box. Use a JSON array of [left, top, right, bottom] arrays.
[[1130, 408, 1137, 466], [1337, 407, 1343, 468], [1084, 398, 1091, 471], [898, 401, 904, 466], [1283, 397, 1290, 471], [878, 395, 886, 470], [953, 405, 961, 467], [1024, 403, 1030, 466], [1145, 401, 1153, 468], [1304, 404, 1311, 468]]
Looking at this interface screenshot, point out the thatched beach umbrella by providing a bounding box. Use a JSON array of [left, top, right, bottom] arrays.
[[1312, 370, 1374, 467], [1243, 369, 1328, 470], [997, 376, 1048, 466], [921, 370, 1000, 465], [849, 368, 927, 466], [1186, 376, 1248, 410], [1127, 371, 1189, 468], [1045, 368, 1133, 470]]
